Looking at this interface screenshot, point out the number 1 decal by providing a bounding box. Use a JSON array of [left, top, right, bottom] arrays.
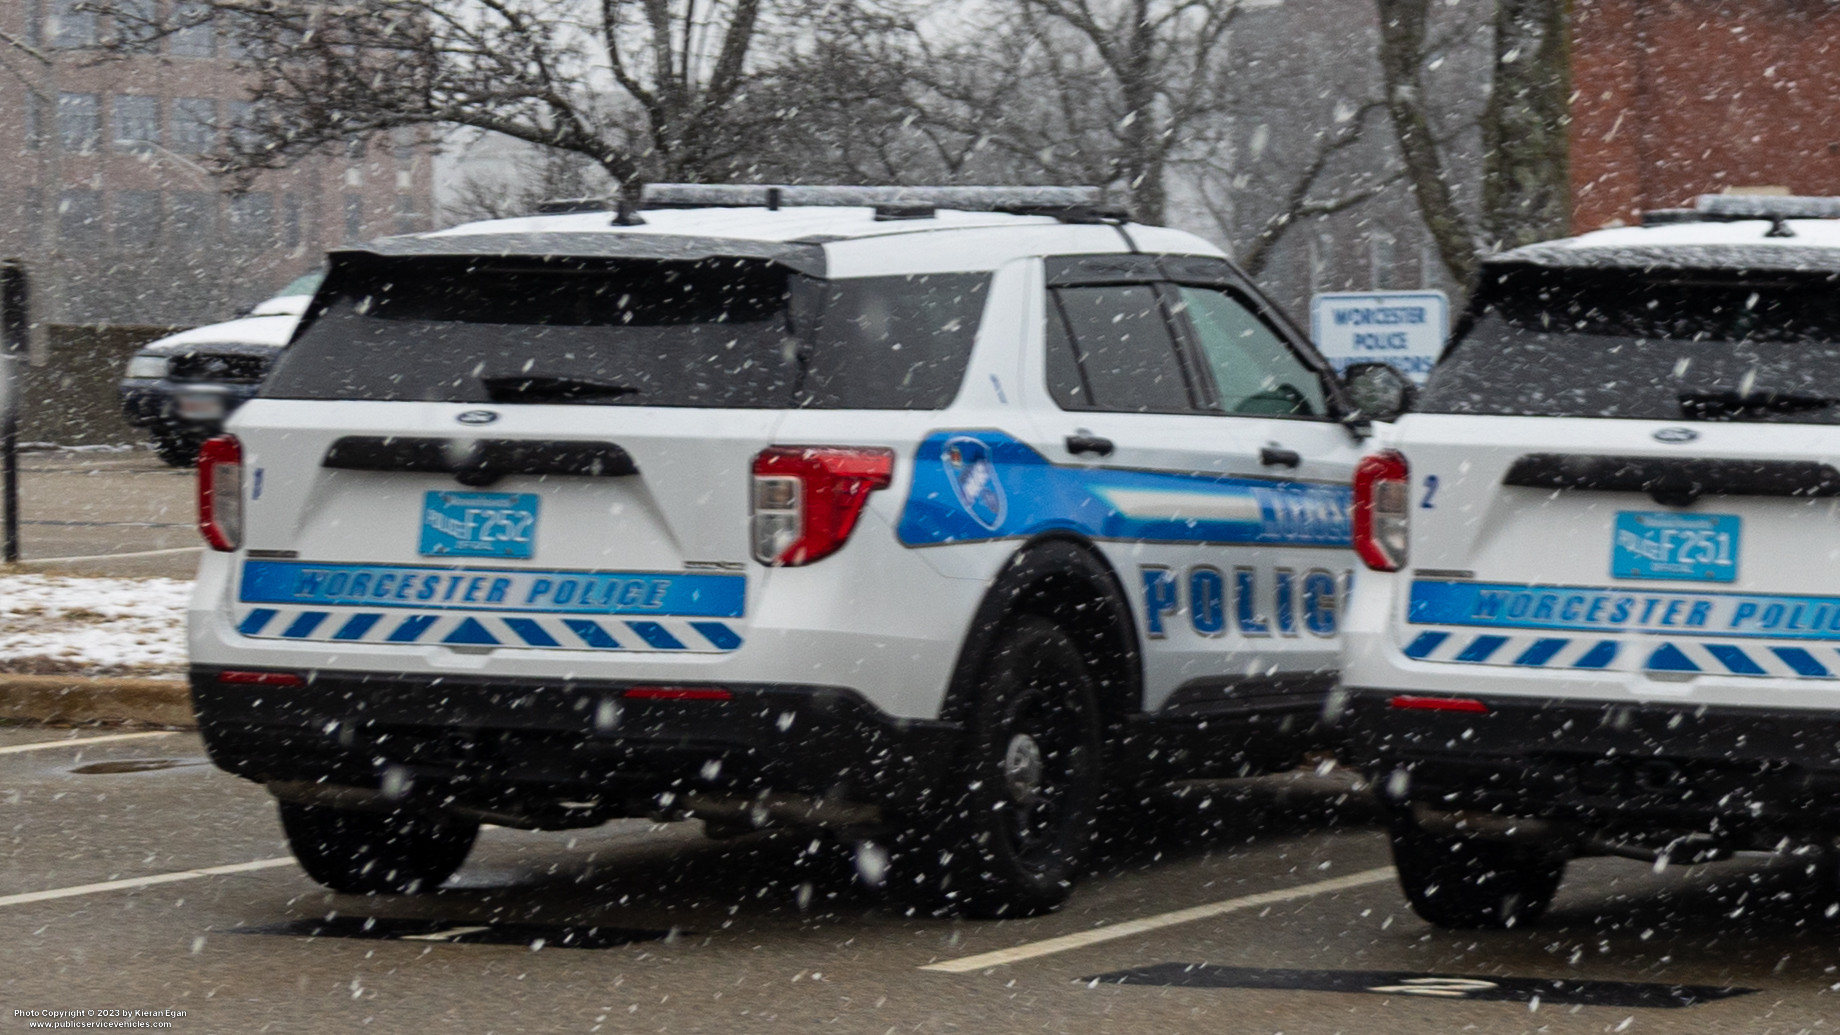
[[1420, 474, 1439, 509]]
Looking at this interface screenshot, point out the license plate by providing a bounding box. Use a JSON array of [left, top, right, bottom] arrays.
[[175, 392, 226, 421], [419, 491, 538, 559], [1611, 511, 1739, 582]]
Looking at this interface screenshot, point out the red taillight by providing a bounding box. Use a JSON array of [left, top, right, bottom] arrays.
[[1389, 694, 1489, 714], [623, 686, 733, 701], [1352, 449, 1409, 571], [198, 434, 243, 552], [751, 446, 895, 566], [219, 670, 304, 687]]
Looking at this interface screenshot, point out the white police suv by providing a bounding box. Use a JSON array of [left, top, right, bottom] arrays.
[[1341, 194, 1840, 928], [189, 185, 1410, 916]]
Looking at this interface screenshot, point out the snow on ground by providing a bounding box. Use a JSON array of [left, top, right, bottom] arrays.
[[0, 574, 189, 678]]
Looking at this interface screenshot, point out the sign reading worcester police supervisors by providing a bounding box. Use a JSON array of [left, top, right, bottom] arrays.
[[1309, 291, 1449, 385]]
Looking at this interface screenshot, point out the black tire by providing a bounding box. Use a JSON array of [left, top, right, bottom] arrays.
[[278, 801, 479, 894], [1389, 810, 1565, 929], [892, 615, 1102, 918], [151, 432, 201, 468]]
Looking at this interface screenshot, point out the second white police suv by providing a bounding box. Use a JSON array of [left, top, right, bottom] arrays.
[[188, 185, 1411, 917]]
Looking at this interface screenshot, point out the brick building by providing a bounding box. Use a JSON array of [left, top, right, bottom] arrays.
[[1571, 0, 1840, 230], [1, 0, 436, 332]]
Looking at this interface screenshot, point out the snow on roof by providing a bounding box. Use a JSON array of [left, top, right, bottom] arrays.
[[422, 204, 1080, 245], [1493, 217, 1840, 272]]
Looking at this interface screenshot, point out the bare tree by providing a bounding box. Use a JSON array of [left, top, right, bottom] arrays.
[[1377, 0, 1568, 284]]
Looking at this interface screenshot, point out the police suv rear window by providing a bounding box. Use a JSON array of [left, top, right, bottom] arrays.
[[262, 257, 989, 410], [1421, 264, 1840, 423]]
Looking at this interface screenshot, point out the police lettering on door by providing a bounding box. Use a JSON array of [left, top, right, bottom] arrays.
[[1141, 565, 1350, 638]]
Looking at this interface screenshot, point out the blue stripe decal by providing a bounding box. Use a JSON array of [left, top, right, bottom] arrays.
[[1774, 647, 1831, 677], [896, 431, 1350, 548], [331, 613, 382, 641], [1705, 644, 1766, 676], [1574, 641, 1619, 669], [690, 621, 743, 651], [442, 617, 500, 646], [239, 560, 744, 617], [626, 622, 686, 650], [1402, 632, 1449, 660], [281, 612, 329, 639], [503, 618, 560, 647], [1646, 643, 1700, 672], [1410, 578, 1840, 640], [564, 619, 621, 649], [1455, 635, 1508, 663], [1513, 638, 1569, 667], [237, 608, 278, 636], [387, 615, 439, 643]]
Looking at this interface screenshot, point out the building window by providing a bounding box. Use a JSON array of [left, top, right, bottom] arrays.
[[169, 191, 215, 241], [57, 92, 100, 153], [49, 0, 98, 48], [228, 192, 274, 245], [26, 92, 46, 150], [345, 136, 367, 161], [282, 194, 302, 250], [172, 97, 217, 154], [169, 2, 215, 57], [115, 191, 162, 248], [20, 190, 44, 248], [113, 95, 160, 151], [343, 195, 364, 241], [112, 0, 159, 52], [225, 99, 263, 152], [58, 189, 103, 245], [392, 126, 417, 163], [25, 0, 43, 46], [394, 194, 424, 235]]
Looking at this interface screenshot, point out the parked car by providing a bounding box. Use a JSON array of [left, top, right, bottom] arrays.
[[187, 185, 1411, 917], [1340, 194, 1840, 928], [119, 271, 323, 466]]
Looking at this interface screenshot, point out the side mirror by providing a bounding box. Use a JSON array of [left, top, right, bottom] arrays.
[[1341, 362, 1417, 424]]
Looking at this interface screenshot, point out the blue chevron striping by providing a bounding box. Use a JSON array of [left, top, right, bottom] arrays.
[[564, 619, 621, 649], [1705, 644, 1766, 676], [281, 611, 329, 639], [1646, 643, 1700, 672], [503, 618, 560, 647], [387, 615, 440, 643], [237, 609, 279, 636], [690, 621, 743, 651], [1513, 638, 1570, 666], [1774, 646, 1831, 677], [1403, 631, 1450, 660], [442, 617, 501, 646], [626, 621, 686, 650], [331, 613, 382, 641], [1573, 641, 1620, 669], [1454, 635, 1508, 663]]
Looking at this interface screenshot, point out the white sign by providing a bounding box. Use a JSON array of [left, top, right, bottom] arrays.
[[1309, 291, 1449, 386]]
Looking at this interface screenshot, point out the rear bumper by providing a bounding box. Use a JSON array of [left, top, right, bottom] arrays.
[[1339, 689, 1840, 840], [192, 665, 961, 822]]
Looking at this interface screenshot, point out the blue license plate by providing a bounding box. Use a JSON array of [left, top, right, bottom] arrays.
[[1611, 511, 1739, 582], [419, 491, 538, 558]]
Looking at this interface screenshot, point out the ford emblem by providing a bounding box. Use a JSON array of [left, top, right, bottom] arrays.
[[456, 410, 499, 425], [1652, 427, 1697, 444]]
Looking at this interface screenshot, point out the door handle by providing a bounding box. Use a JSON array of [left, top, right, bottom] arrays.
[[1065, 434, 1115, 457], [1260, 446, 1302, 468]]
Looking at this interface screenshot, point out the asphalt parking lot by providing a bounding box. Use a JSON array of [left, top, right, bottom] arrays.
[[12, 448, 199, 579], [4, 727, 1839, 1034]]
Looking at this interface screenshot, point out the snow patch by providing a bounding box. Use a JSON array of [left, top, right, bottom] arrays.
[[0, 574, 189, 677]]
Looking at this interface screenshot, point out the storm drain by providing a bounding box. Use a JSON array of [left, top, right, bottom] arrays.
[[1081, 964, 1754, 1008], [235, 917, 676, 950]]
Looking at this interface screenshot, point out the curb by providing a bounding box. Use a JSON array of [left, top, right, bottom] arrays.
[[0, 674, 193, 728]]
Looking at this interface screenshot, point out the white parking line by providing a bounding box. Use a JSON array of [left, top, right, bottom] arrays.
[[919, 866, 1396, 973], [0, 731, 179, 755], [0, 858, 297, 909], [18, 546, 203, 565]]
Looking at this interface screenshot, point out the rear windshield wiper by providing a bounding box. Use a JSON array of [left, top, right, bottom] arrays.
[[480, 375, 643, 404], [1678, 388, 1835, 421]]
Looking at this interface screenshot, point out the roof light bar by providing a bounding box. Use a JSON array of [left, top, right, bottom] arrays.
[[638, 184, 1106, 213]]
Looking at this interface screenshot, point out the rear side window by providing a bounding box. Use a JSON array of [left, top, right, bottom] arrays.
[[1045, 284, 1194, 412], [1423, 264, 1840, 423], [263, 257, 989, 410]]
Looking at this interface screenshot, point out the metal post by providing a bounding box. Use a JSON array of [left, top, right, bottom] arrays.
[[0, 261, 25, 565]]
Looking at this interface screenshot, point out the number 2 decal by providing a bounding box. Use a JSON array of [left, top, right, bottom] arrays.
[[1420, 474, 1439, 509]]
